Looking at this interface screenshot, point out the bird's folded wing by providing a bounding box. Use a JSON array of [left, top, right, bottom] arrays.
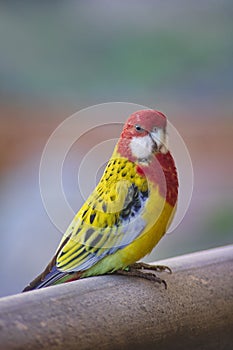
[[56, 163, 149, 272]]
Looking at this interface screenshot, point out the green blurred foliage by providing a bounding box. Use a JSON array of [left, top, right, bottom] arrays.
[[0, 1, 232, 104]]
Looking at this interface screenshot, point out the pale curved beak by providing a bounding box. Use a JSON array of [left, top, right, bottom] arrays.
[[150, 128, 168, 154]]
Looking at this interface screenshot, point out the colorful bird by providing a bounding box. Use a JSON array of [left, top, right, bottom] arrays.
[[23, 109, 178, 292]]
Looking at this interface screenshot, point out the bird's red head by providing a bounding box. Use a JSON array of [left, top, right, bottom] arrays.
[[117, 109, 168, 161], [124, 109, 167, 137]]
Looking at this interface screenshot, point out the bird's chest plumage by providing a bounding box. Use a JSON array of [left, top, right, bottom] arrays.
[[90, 150, 177, 231]]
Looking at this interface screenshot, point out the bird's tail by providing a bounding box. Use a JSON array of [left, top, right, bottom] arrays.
[[22, 258, 81, 292]]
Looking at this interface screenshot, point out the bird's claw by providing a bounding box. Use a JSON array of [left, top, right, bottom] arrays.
[[115, 265, 168, 289], [129, 262, 172, 274]]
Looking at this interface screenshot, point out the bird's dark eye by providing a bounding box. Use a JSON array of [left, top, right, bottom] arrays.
[[135, 124, 143, 132]]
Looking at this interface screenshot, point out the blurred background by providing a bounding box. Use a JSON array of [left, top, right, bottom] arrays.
[[0, 0, 232, 297]]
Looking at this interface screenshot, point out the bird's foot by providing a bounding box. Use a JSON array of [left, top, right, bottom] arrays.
[[115, 262, 170, 289], [129, 262, 172, 274]]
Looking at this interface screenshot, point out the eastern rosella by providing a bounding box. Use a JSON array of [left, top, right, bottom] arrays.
[[23, 109, 178, 291]]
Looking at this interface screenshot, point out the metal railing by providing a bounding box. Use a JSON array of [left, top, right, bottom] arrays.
[[0, 245, 232, 350]]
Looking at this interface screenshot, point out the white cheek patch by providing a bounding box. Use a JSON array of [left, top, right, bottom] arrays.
[[130, 135, 154, 159]]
